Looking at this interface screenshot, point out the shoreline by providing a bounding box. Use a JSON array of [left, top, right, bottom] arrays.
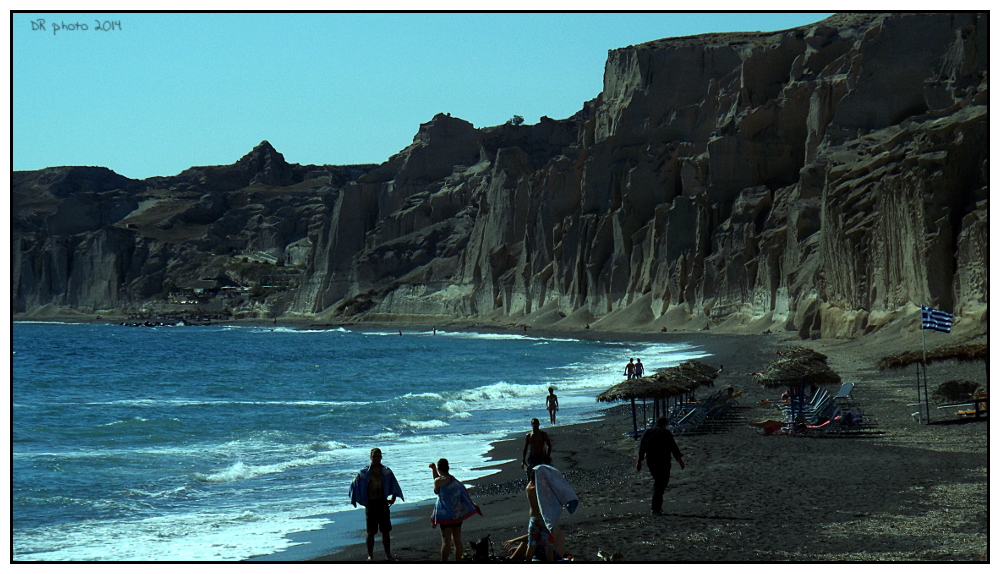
[[303, 329, 789, 563], [13, 318, 988, 562], [299, 329, 988, 562], [298, 405, 636, 563]]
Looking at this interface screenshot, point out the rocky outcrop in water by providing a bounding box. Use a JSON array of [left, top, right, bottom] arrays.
[[12, 13, 989, 338]]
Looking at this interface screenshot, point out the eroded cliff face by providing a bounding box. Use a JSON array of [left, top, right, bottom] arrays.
[[12, 145, 377, 318], [12, 13, 989, 338], [284, 12, 987, 337]]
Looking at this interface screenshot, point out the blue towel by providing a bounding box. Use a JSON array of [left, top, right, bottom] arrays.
[[431, 477, 481, 527], [348, 464, 404, 508]]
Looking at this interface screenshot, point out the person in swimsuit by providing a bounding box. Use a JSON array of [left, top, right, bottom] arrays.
[[546, 387, 559, 424], [523, 469, 555, 561], [503, 526, 566, 561], [634, 358, 644, 378], [624, 358, 635, 379], [521, 418, 552, 478], [348, 448, 404, 561]]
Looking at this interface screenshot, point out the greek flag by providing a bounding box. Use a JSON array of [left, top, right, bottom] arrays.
[[921, 306, 953, 333]]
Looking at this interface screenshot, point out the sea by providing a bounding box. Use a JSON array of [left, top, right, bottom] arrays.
[[12, 322, 708, 561]]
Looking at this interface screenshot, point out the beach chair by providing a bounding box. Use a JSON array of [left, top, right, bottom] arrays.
[[952, 392, 988, 419], [780, 389, 830, 422], [670, 407, 707, 433], [786, 388, 829, 412], [834, 382, 854, 400], [810, 396, 839, 423], [668, 408, 697, 430]]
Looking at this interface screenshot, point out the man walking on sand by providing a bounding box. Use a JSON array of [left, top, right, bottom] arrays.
[[634, 358, 645, 378], [636, 416, 685, 515], [348, 447, 405, 561], [522, 418, 552, 477]]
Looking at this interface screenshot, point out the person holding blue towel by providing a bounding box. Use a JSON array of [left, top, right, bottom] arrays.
[[348, 448, 405, 561], [429, 458, 482, 561]]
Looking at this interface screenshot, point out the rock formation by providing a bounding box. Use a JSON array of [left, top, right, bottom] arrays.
[[11, 13, 989, 338]]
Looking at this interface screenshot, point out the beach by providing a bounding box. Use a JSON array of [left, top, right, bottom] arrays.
[[12, 315, 988, 562], [309, 328, 988, 562]]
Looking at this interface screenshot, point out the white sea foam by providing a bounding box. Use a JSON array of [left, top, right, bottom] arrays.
[[401, 392, 443, 400], [13, 320, 89, 325], [400, 418, 449, 430], [126, 485, 189, 499], [250, 326, 348, 334], [307, 440, 349, 451], [431, 380, 561, 416], [398, 435, 433, 443], [13, 506, 335, 561], [443, 331, 581, 343], [193, 455, 327, 484], [85, 398, 369, 408], [441, 400, 469, 413], [97, 417, 149, 427]]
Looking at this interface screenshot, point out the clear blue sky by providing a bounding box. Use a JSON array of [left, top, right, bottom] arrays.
[[13, 12, 833, 179]]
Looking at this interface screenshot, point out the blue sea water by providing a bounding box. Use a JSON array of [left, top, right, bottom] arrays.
[[12, 322, 708, 561]]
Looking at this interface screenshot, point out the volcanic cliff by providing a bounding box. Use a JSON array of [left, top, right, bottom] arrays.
[[11, 13, 989, 338]]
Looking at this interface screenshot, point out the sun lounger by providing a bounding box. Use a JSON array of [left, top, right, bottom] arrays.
[[833, 382, 855, 401], [672, 411, 707, 433], [670, 404, 710, 433], [780, 390, 835, 424], [940, 398, 988, 419]]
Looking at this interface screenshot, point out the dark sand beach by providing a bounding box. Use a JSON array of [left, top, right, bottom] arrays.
[[309, 328, 989, 563]]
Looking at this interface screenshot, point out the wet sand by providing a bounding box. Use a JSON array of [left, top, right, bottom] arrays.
[[309, 330, 989, 562]]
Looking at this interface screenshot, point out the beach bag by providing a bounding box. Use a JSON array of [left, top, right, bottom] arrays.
[[469, 534, 495, 561]]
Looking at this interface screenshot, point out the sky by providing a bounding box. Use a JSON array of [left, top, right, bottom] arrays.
[[13, 11, 835, 180]]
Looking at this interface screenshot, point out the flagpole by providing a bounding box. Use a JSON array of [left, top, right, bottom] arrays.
[[924, 358, 931, 424], [921, 312, 930, 424]]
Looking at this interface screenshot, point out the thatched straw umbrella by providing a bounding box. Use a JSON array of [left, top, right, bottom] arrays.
[[878, 341, 988, 423], [597, 360, 721, 437], [596, 378, 686, 402], [876, 350, 925, 371], [776, 346, 829, 362], [878, 343, 988, 370], [755, 348, 841, 422], [753, 357, 842, 388]]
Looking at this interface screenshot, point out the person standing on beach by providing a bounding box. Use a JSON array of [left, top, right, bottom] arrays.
[[429, 458, 482, 561], [636, 416, 685, 515], [624, 358, 636, 379], [546, 387, 559, 424], [348, 448, 405, 561], [634, 358, 645, 378], [522, 418, 552, 477]]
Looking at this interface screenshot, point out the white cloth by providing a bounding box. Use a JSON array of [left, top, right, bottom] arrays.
[[533, 464, 579, 531]]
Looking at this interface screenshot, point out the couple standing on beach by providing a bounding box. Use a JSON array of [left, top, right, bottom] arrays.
[[624, 357, 645, 379], [348, 447, 481, 562]]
